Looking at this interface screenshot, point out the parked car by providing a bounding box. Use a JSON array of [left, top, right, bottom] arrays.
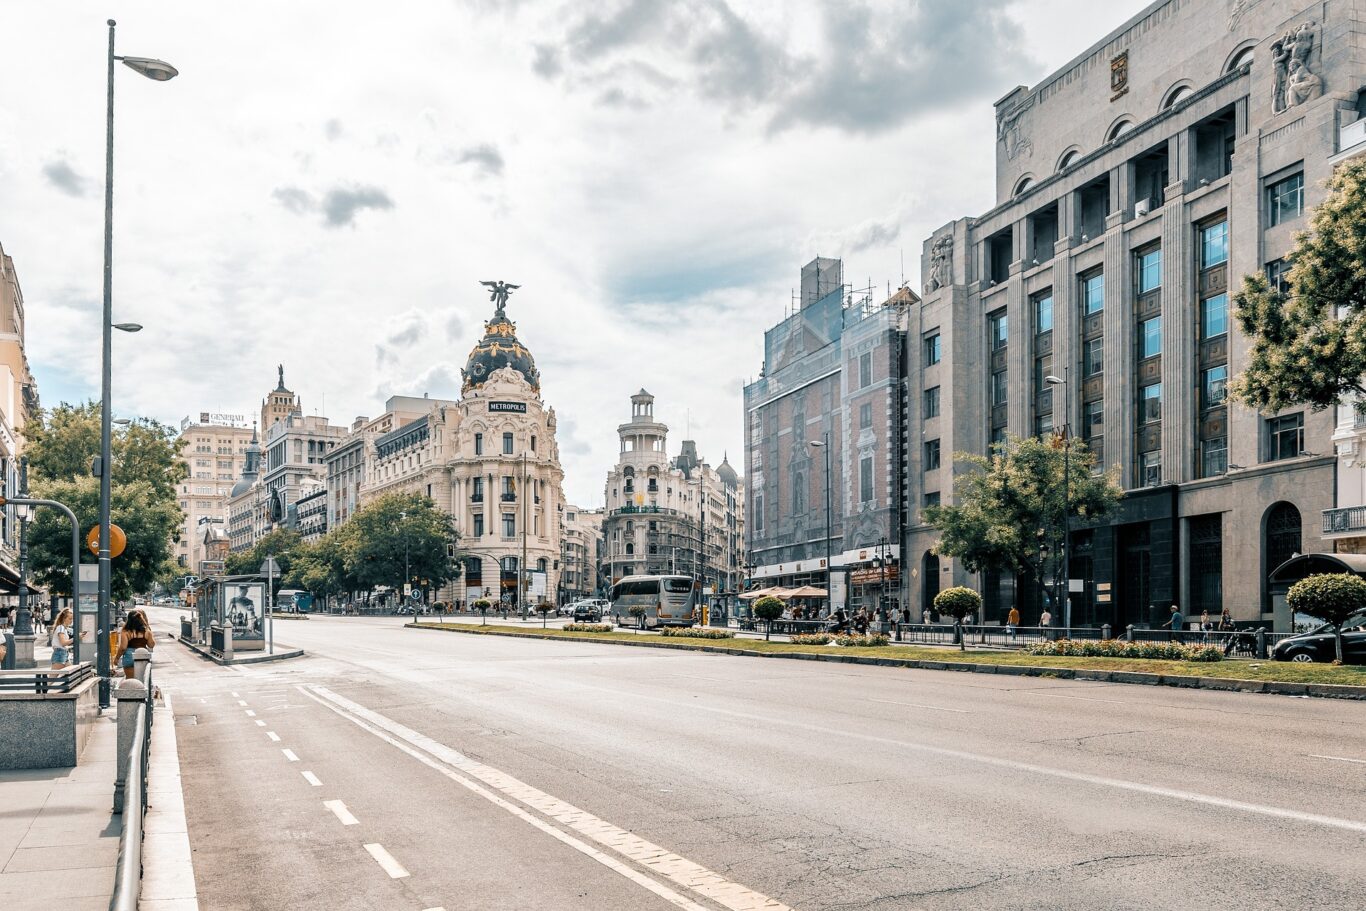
[[572, 603, 602, 622], [1272, 612, 1366, 663]]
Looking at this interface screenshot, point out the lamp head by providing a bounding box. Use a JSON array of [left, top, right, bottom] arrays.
[[1045, 375, 1065, 385], [808, 440, 825, 448], [121, 56, 179, 81], [113, 322, 143, 333]]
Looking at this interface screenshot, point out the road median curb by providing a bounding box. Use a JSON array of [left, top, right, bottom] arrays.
[[405, 623, 1366, 700]]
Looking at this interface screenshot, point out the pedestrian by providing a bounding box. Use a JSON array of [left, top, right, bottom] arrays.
[[1219, 608, 1233, 631], [1006, 605, 1020, 639], [32, 604, 45, 639], [115, 609, 155, 679], [922, 608, 931, 624], [854, 607, 869, 635], [49, 607, 84, 670], [1039, 607, 1052, 641], [1167, 604, 1184, 642]]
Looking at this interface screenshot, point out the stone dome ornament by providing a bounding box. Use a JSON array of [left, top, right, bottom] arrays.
[[462, 279, 541, 393]]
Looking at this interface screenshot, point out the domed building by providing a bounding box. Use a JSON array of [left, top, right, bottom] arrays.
[[361, 289, 566, 609]]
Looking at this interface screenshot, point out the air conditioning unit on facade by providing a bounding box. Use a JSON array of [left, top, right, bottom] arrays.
[[1135, 199, 1151, 217]]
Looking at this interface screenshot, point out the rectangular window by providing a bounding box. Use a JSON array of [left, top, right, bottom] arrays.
[[859, 352, 872, 388], [502, 476, 515, 499], [991, 370, 1008, 406], [1083, 337, 1104, 377], [923, 387, 941, 418], [1082, 272, 1105, 315], [1033, 354, 1053, 396], [1266, 172, 1304, 227], [531, 435, 536, 452], [860, 402, 872, 428], [1201, 438, 1228, 477], [503, 514, 516, 537], [1266, 258, 1292, 296], [1082, 400, 1104, 441], [923, 332, 941, 366], [502, 432, 514, 455], [1033, 292, 1053, 334], [1140, 316, 1162, 358], [1140, 450, 1163, 486], [923, 492, 941, 510], [1137, 247, 1162, 294], [924, 439, 941, 471], [859, 456, 874, 503], [473, 514, 484, 537], [989, 426, 1007, 449], [1266, 413, 1304, 461], [989, 311, 1008, 350], [1202, 365, 1228, 409], [1034, 412, 1054, 437], [1201, 220, 1229, 269], [1201, 293, 1228, 339], [1140, 383, 1162, 424], [472, 477, 484, 499]]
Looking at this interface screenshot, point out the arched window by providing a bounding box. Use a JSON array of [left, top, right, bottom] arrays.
[[1056, 148, 1081, 172], [1264, 502, 1302, 611], [1106, 119, 1135, 142], [1161, 83, 1193, 111], [1225, 44, 1255, 73], [1013, 175, 1034, 197], [536, 558, 548, 572], [501, 556, 518, 574]]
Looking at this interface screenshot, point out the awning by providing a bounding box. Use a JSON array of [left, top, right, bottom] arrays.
[[1267, 552, 1366, 585], [740, 586, 795, 600], [787, 585, 828, 599]]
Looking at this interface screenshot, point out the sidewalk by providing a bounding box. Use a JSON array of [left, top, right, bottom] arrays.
[[0, 711, 121, 911]]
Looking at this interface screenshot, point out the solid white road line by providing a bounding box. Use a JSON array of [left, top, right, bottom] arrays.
[[868, 697, 970, 714], [282, 749, 299, 762], [324, 799, 359, 825], [266, 732, 281, 742], [245, 710, 256, 717], [301, 771, 322, 787], [1310, 754, 1366, 765], [302, 686, 786, 911], [363, 843, 409, 879]]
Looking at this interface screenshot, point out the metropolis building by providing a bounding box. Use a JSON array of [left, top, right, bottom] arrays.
[[906, 0, 1364, 629]]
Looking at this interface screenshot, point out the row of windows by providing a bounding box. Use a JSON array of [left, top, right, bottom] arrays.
[[473, 431, 536, 456]]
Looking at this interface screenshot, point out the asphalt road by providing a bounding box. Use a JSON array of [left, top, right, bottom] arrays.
[[145, 608, 1366, 911]]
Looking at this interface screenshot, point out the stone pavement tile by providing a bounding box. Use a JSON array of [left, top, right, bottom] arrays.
[[16, 818, 119, 849], [4, 840, 119, 872], [0, 866, 114, 900], [140, 898, 200, 911]]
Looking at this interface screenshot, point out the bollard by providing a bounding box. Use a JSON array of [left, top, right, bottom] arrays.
[[1256, 628, 1267, 659], [1126, 624, 1135, 642], [1101, 623, 1111, 640], [113, 678, 148, 813], [133, 647, 151, 685]]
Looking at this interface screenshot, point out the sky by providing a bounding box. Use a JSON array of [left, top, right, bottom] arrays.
[[0, 0, 1149, 507]]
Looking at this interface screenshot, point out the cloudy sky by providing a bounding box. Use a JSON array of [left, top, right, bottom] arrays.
[[0, 0, 1147, 506]]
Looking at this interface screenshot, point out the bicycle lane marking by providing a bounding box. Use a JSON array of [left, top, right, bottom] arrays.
[[300, 685, 791, 911]]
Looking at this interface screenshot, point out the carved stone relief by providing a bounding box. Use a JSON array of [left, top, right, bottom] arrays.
[[996, 98, 1034, 160], [1273, 21, 1321, 114], [924, 235, 953, 294]]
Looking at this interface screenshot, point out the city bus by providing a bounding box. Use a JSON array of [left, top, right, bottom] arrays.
[[609, 575, 699, 628]]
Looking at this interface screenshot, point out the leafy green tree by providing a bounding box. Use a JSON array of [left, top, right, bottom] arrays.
[[225, 527, 301, 581], [934, 586, 982, 651], [1231, 159, 1366, 412], [1286, 573, 1366, 665], [752, 595, 785, 640], [284, 526, 357, 604], [924, 434, 1121, 613], [25, 402, 187, 500], [27, 476, 180, 601], [345, 492, 461, 596]]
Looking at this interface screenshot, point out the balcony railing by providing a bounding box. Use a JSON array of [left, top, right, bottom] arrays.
[[501, 493, 517, 502], [1322, 505, 1366, 536], [470, 493, 484, 503]]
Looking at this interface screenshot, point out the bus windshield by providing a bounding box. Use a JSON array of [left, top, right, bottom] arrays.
[[663, 578, 692, 593]]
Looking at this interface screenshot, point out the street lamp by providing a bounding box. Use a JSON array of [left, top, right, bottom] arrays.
[[98, 19, 177, 708], [1045, 371, 1071, 637], [808, 434, 833, 617]]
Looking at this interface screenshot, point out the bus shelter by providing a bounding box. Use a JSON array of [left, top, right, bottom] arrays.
[[190, 574, 268, 651]]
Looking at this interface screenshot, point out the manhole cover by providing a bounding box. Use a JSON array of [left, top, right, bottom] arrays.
[[175, 715, 198, 726]]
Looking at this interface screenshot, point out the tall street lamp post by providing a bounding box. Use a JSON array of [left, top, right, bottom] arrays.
[[1045, 371, 1071, 637], [98, 19, 177, 708], [808, 433, 833, 616]]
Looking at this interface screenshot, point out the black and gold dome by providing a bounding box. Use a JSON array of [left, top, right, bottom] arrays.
[[461, 312, 540, 392]]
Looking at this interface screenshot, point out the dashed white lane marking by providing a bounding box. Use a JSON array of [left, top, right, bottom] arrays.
[[868, 697, 969, 714], [422, 907, 447, 911], [237, 700, 247, 706], [324, 800, 359, 825], [303, 685, 786, 911], [231, 691, 239, 697], [245, 710, 256, 717], [363, 843, 409, 879], [266, 731, 281, 742], [1310, 754, 1366, 765], [282, 749, 299, 762], [255, 720, 266, 727], [301, 771, 322, 787]]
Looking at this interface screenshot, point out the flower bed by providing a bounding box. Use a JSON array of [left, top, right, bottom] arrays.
[[660, 627, 734, 639], [791, 633, 833, 645], [563, 623, 614, 632], [1025, 639, 1223, 662], [834, 633, 890, 648]]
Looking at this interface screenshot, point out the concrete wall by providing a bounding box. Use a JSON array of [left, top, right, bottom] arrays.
[[0, 678, 99, 769]]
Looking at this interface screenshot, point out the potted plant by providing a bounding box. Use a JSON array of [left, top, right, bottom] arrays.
[[752, 595, 786, 641], [536, 601, 555, 628], [934, 586, 982, 651], [628, 603, 648, 630], [473, 598, 492, 626]]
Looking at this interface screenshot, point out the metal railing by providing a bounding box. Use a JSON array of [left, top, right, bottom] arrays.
[[1322, 505, 1366, 535], [0, 661, 94, 693], [111, 663, 153, 911]]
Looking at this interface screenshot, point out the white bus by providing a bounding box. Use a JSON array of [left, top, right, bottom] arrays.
[[609, 575, 699, 628]]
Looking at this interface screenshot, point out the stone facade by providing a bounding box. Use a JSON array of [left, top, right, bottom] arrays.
[[0, 244, 38, 595], [175, 418, 253, 571], [908, 0, 1362, 629], [561, 505, 604, 601]]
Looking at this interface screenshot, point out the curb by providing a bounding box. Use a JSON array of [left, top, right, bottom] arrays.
[[407, 623, 1366, 701], [176, 637, 305, 665]]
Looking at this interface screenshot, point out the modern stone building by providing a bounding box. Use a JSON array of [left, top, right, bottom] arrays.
[[323, 399, 432, 532], [603, 390, 746, 605], [744, 258, 913, 616], [560, 505, 604, 602], [908, 0, 1358, 629], [174, 414, 253, 572], [0, 243, 38, 595]]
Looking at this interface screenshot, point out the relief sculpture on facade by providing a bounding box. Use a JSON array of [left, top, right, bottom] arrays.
[[924, 234, 953, 293], [1272, 21, 1321, 114], [996, 97, 1033, 160]]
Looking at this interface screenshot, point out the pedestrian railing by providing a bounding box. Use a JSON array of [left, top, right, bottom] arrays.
[[0, 661, 94, 693], [111, 658, 153, 911]]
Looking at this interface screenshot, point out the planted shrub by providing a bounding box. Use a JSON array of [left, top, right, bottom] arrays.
[[564, 623, 613, 632], [1287, 572, 1366, 665], [1024, 639, 1223, 662], [752, 596, 786, 641], [659, 628, 734, 639], [934, 586, 982, 651], [835, 633, 890, 647], [791, 633, 834, 645]]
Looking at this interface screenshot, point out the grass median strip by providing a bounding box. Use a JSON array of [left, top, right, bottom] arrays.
[[409, 622, 1366, 689]]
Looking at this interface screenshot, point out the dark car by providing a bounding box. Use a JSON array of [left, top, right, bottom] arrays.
[[1271, 614, 1366, 663], [572, 603, 601, 622]]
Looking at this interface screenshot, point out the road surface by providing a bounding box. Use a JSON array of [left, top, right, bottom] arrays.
[[146, 608, 1366, 911]]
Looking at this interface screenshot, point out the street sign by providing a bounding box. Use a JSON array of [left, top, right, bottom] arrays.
[[260, 557, 281, 576], [86, 524, 127, 558]]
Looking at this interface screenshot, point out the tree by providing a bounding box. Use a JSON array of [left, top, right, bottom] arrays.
[[924, 434, 1121, 613], [345, 492, 461, 595], [1231, 158, 1366, 412], [934, 586, 982, 651], [25, 402, 187, 500], [752, 595, 785, 641], [27, 476, 180, 601], [1286, 572, 1366, 664], [225, 527, 302, 582], [284, 529, 355, 605]]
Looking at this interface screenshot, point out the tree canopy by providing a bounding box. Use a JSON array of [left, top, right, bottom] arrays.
[[1231, 159, 1366, 412], [924, 434, 1122, 600], [25, 401, 187, 500], [1286, 572, 1366, 664], [225, 528, 302, 580]]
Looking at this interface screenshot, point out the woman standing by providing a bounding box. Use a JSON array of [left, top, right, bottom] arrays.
[[49, 607, 84, 670], [116, 609, 155, 679]]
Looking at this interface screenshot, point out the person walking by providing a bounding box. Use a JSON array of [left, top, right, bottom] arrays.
[[1039, 608, 1052, 641], [115, 609, 155, 679], [1167, 604, 1184, 642], [922, 608, 931, 624], [1006, 606, 1020, 639]]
